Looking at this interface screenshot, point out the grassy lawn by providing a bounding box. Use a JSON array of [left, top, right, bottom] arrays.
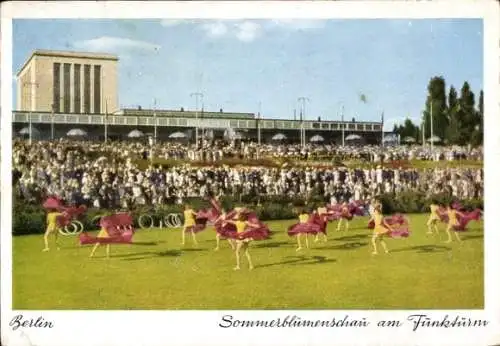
[[12, 214, 483, 310]]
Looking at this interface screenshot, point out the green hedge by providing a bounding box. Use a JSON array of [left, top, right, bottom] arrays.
[[12, 193, 483, 236]]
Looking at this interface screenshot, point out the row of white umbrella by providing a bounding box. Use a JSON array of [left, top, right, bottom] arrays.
[[18, 127, 443, 143], [18, 127, 189, 139]]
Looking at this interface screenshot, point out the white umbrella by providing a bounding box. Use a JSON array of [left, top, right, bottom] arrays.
[[128, 129, 144, 138], [383, 134, 398, 142], [67, 128, 87, 137], [224, 128, 244, 140], [169, 132, 187, 139], [232, 132, 244, 140], [310, 135, 324, 143], [403, 136, 416, 143], [345, 134, 362, 141], [272, 133, 287, 141], [427, 135, 441, 143], [19, 127, 39, 135]]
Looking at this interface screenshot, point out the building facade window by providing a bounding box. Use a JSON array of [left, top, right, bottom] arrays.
[[53, 63, 61, 113], [63, 63, 71, 113], [84, 64, 91, 113], [93, 65, 101, 114], [74, 64, 81, 113]]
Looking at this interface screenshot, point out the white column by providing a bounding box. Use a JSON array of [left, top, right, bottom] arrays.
[[90, 64, 94, 114], [30, 65, 36, 111], [59, 64, 64, 112], [79, 65, 83, 113], [69, 63, 74, 113]]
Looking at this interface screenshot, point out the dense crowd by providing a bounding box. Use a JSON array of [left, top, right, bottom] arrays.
[[12, 140, 483, 209]]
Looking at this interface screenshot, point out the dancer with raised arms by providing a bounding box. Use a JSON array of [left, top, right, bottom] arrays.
[[213, 208, 235, 251], [222, 213, 268, 271]]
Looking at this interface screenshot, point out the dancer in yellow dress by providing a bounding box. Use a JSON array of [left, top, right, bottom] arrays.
[[224, 214, 261, 271], [445, 204, 465, 243], [336, 202, 351, 232], [296, 209, 311, 251], [371, 206, 394, 255], [43, 209, 63, 252], [213, 209, 236, 251], [427, 201, 441, 234], [89, 227, 111, 258], [314, 205, 328, 243], [182, 204, 199, 246]]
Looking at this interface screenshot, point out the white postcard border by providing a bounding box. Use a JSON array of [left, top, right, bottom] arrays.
[[1, 1, 499, 346]]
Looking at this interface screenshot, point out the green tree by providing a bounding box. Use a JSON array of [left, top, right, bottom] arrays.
[[393, 118, 419, 143], [457, 81, 476, 145], [423, 76, 448, 143], [445, 85, 461, 144], [470, 89, 483, 145]]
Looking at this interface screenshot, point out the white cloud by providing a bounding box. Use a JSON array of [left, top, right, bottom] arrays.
[[235, 21, 261, 42], [200, 21, 228, 38], [73, 36, 160, 54], [161, 19, 325, 43]]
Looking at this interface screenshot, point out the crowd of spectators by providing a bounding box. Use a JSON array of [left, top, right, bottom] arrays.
[[12, 139, 483, 210]]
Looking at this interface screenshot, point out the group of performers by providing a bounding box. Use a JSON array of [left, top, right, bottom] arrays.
[[41, 195, 482, 268]]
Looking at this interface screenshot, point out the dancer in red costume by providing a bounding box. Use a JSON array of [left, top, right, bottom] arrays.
[[213, 208, 235, 251], [336, 202, 352, 232], [223, 214, 264, 270], [371, 205, 396, 255], [219, 208, 271, 270], [444, 203, 466, 243], [436, 203, 482, 240], [287, 208, 321, 251], [314, 206, 328, 243], [42, 196, 86, 252], [80, 213, 135, 258]]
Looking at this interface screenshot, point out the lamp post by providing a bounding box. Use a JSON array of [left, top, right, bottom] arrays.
[[430, 102, 434, 155], [257, 101, 262, 159], [298, 97, 310, 148], [190, 92, 203, 147], [153, 98, 158, 144], [340, 104, 345, 146]]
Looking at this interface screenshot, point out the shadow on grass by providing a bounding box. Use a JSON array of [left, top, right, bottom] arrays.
[[333, 234, 369, 242], [290, 255, 337, 266], [131, 241, 160, 246], [121, 250, 183, 261], [461, 234, 483, 241], [254, 241, 291, 249], [257, 255, 336, 268], [318, 242, 368, 251], [391, 245, 451, 253]]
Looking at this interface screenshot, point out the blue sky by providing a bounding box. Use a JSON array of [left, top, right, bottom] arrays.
[[13, 19, 483, 130]]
